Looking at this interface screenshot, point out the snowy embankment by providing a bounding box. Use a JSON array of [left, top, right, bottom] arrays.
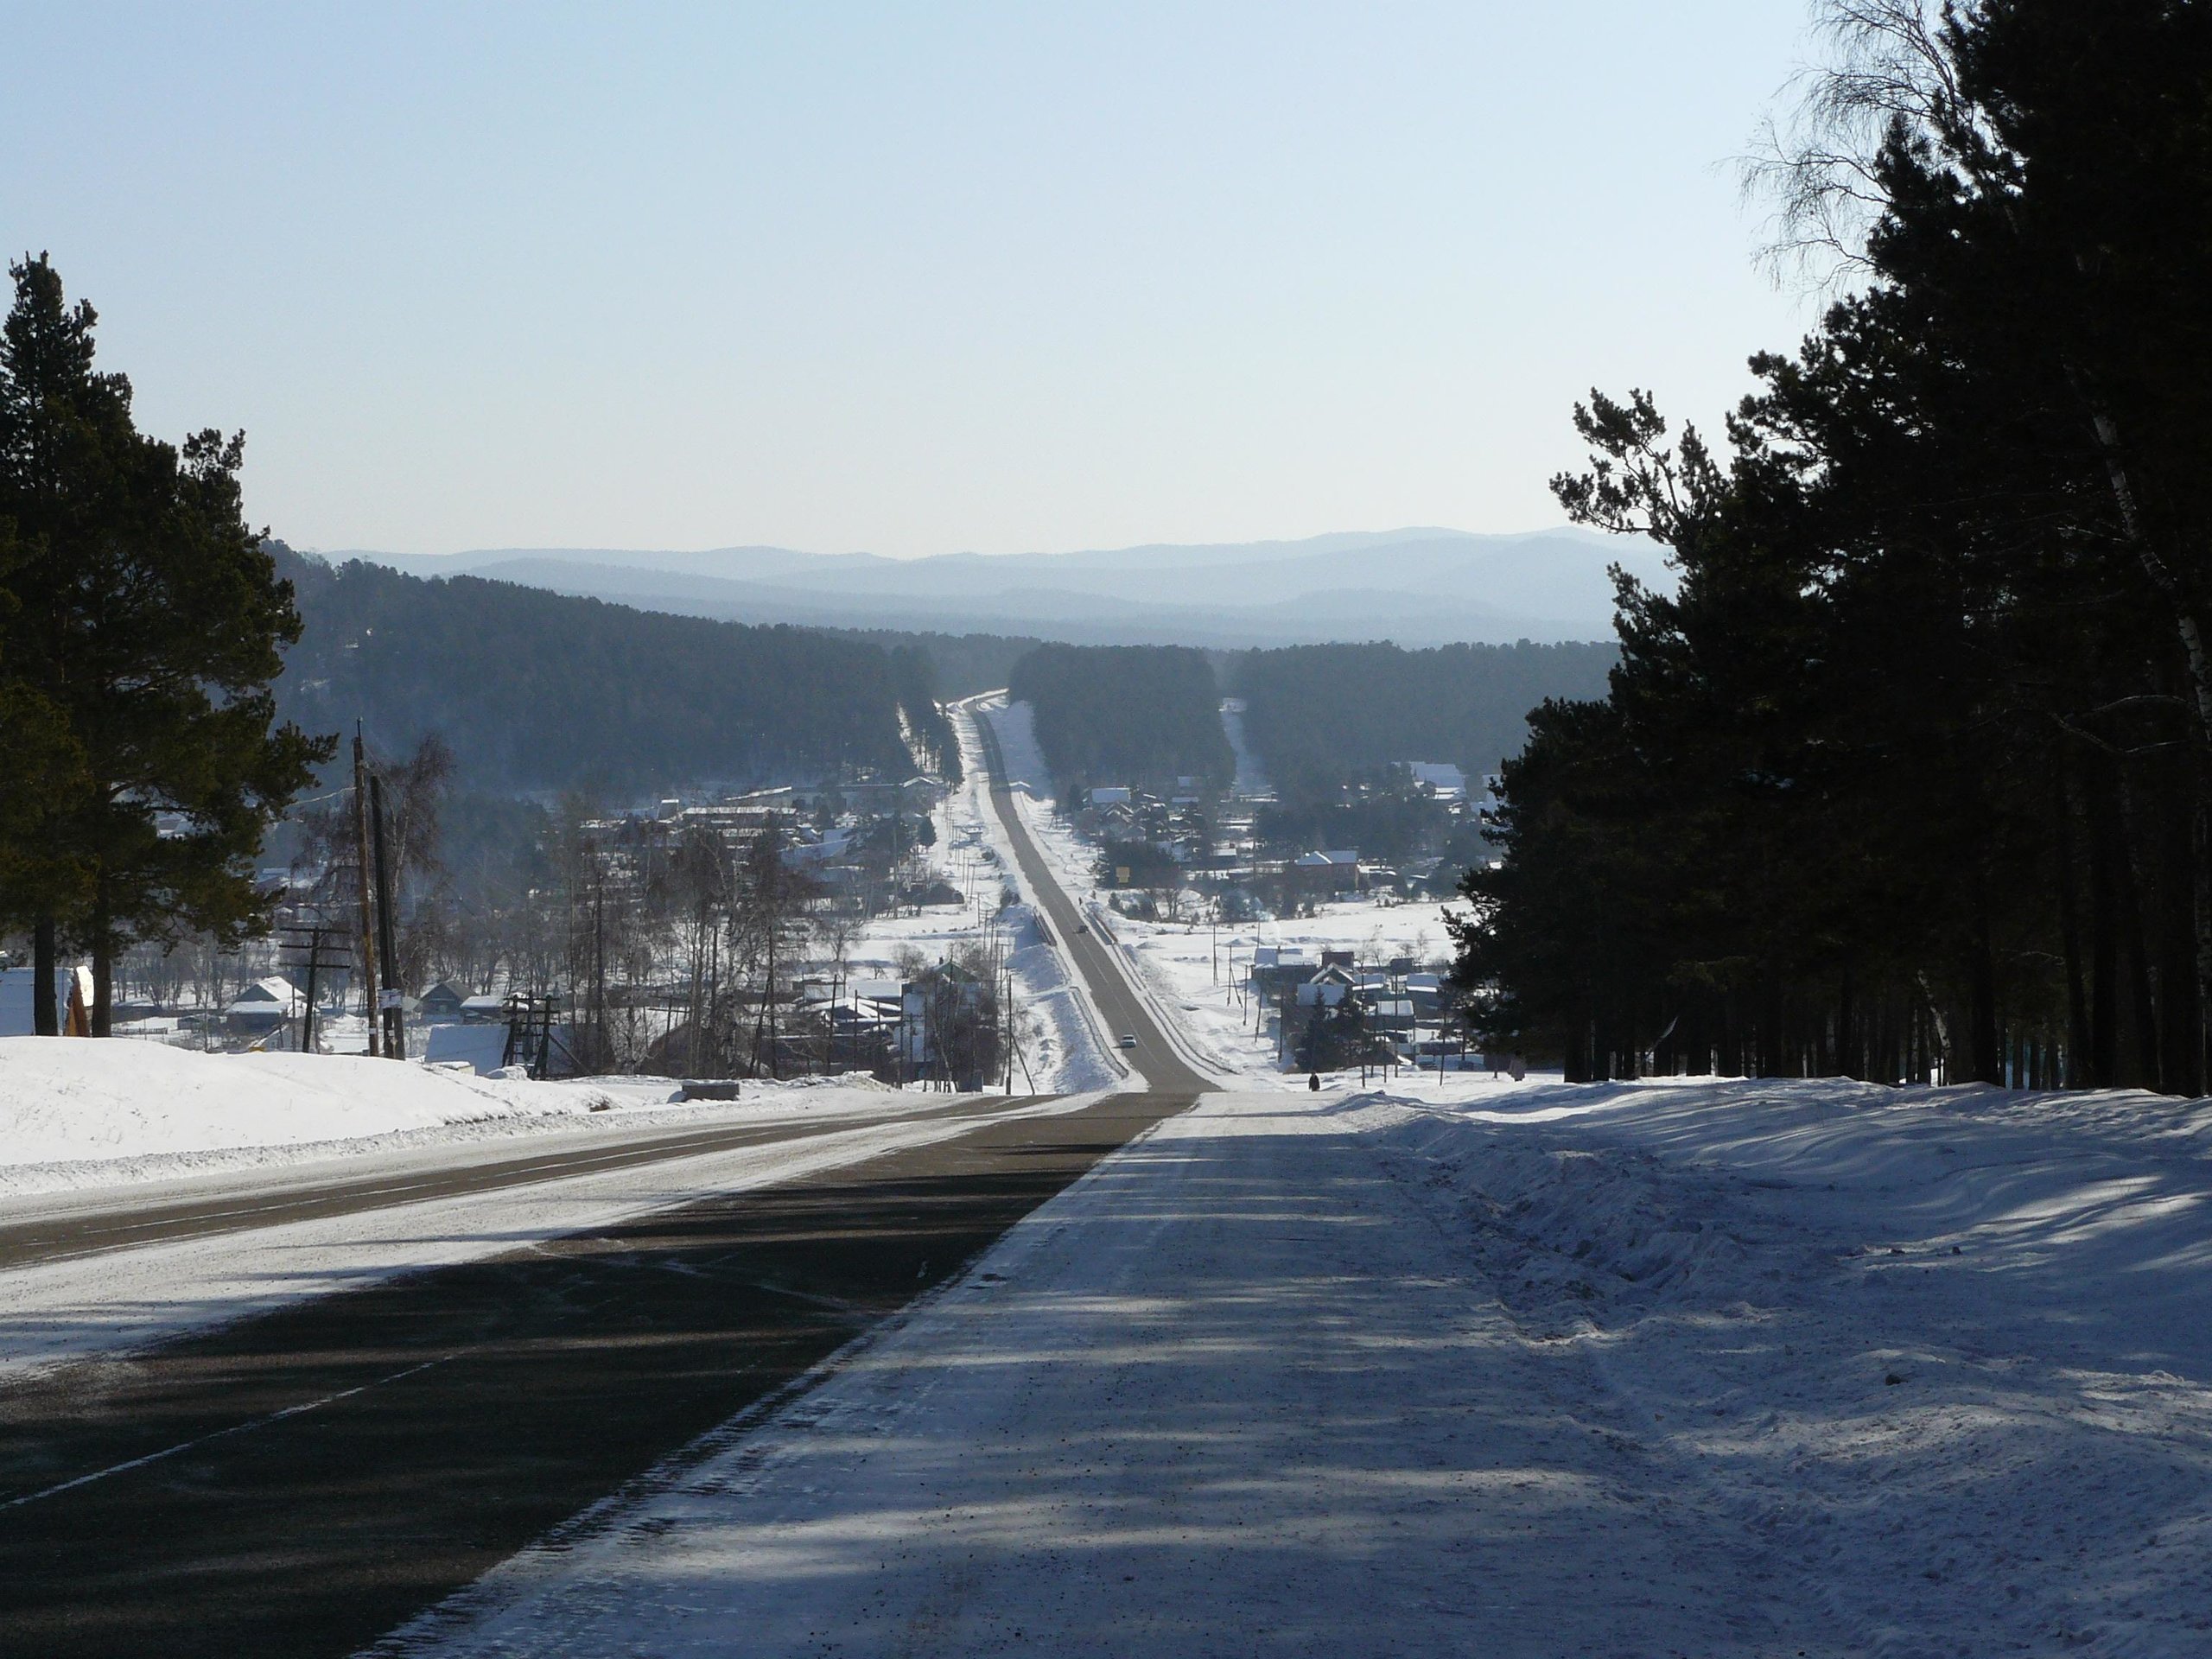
[[958, 698, 1120, 1092], [0, 1037, 899, 1199], [398, 1077, 2212, 1657]]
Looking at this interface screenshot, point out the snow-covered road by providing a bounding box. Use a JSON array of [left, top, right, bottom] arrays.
[[393, 1078, 2212, 1656]]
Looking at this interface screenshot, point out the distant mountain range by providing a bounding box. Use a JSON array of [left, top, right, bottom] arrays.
[[329, 528, 1662, 648]]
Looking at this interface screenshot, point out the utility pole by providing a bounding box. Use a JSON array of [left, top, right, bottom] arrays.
[[352, 726, 380, 1057], [765, 918, 779, 1078], [593, 875, 607, 1074], [300, 929, 320, 1055], [369, 771, 405, 1059]]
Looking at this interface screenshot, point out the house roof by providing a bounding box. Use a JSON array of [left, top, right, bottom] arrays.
[[226, 976, 302, 1016]]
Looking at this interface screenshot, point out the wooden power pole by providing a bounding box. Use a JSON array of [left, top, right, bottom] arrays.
[[369, 771, 406, 1060], [353, 725, 380, 1058]]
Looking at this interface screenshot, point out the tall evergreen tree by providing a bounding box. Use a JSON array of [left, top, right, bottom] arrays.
[[0, 518, 93, 989], [0, 256, 331, 1032], [1456, 1, 2212, 1092]]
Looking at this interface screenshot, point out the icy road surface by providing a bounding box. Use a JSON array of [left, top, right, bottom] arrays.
[[393, 1079, 2212, 1657]]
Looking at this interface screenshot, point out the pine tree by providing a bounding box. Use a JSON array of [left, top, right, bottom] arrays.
[[0, 518, 93, 981], [0, 256, 332, 1032]]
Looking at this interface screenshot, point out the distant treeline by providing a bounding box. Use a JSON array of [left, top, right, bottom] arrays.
[[813, 626, 1045, 702], [1007, 645, 1233, 791], [1001, 638, 1615, 804], [1231, 641, 1615, 806], [277, 552, 960, 796]]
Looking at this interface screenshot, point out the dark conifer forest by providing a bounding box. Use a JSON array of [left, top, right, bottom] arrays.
[[1007, 644, 1233, 790], [1454, 1, 2212, 1093], [1233, 641, 1616, 805], [815, 626, 1046, 701], [276, 552, 960, 795]]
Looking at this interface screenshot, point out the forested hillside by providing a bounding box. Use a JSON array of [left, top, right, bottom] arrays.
[[1233, 641, 1616, 806], [817, 626, 1045, 700], [276, 552, 958, 795], [1459, 3, 2212, 1093], [1007, 644, 1232, 791]]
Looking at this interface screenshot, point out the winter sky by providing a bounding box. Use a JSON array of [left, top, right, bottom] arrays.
[[3, 3, 1822, 557]]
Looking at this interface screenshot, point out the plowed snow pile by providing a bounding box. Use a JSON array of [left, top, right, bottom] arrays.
[[1363, 1078, 2212, 1651], [0, 1037, 898, 1197]]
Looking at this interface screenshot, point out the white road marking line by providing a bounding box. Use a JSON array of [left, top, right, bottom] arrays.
[[0, 1356, 451, 1511]]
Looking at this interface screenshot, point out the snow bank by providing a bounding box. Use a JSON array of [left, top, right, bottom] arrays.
[[951, 700, 1118, 1094], [1351, 1077, 2212, 1653], [0, 1037, 648, 1167], [0, 1038, 909, 1198], [1000, 902, 1118, 1095]]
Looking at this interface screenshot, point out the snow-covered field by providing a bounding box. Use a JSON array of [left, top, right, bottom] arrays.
[[391, 1077, 2212, 1656]]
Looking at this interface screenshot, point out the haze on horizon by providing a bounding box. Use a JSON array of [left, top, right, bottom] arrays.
[[1, 2, 1821, 560]]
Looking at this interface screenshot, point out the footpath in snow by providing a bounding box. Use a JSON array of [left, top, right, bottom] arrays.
[[395, 1077, 2212, 1656]]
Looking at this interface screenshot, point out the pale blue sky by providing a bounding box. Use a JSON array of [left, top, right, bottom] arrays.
[[2, 3, 1821, 556]]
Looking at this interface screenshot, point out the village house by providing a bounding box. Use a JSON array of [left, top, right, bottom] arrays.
[[418, 980, 469, 1023], [225, 975, 303, 1039], [1288, 848, 1363, 896]]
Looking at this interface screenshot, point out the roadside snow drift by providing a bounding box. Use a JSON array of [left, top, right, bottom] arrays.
[[0, 1037, 673, 1173], [0, 1038, 914, 1199]]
